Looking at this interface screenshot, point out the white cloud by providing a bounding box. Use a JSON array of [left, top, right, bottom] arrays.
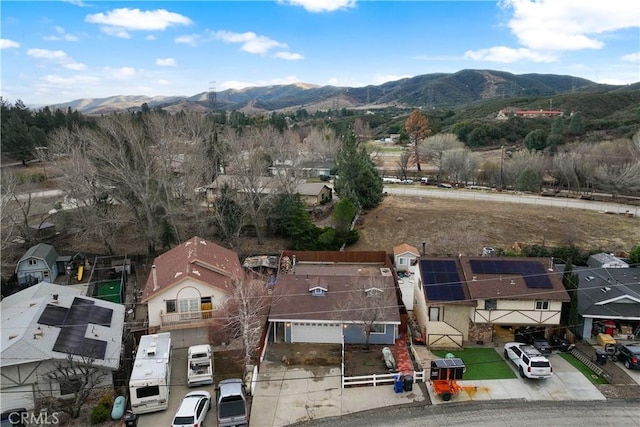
[[44, 26, 79, 42], [175, 35, 199, 46], [503, 0, 639, 52], [62, 0, 88, 6], [27, 48, 87, 70], [85, 8, 192, 38], [219, 80, 258, 90], [42, 74, 100, 85], [466, 0, 640, 65], [156, 57, 177, 66], [464, 46, 558, 63], [153, 79, 170, 85], [101, 26, 131, 39], [278, 0, 356, 13], [214, 30, 286, 54], [1, 39, 20, 49], [273, 51, 304, 60], [220, 75, 301, 90], [621, 52, 640, 62], [146, 35, 157, 41], [28, 49, 68, 60], [370, 73, 412, 85], [102, 66, 139, 81]]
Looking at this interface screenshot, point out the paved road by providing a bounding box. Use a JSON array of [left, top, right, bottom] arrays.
[[385, 186, 640, 216], [293, 399, 640, 426], [8, 186, 640, 217]]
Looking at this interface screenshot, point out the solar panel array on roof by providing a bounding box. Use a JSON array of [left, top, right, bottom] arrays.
[[469, 259, 553, 289], [38, 305, 68, 326], [37, 297, 113, 360], [420, 260, 466, 301]]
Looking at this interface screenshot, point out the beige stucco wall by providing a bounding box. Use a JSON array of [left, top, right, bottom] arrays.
[[441, 305, 472, 340], [473, 298, 563, 325], [146, 278, 229, 327]]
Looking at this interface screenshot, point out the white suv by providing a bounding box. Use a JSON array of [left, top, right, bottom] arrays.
[[172, 391, 211, 427], [504, 342, 553, 379]]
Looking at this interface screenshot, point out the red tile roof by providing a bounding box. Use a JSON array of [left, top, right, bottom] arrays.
[[141, 236, 243, 302], [393, 243, 420, 257]]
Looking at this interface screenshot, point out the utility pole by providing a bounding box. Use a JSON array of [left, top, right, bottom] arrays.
[[500, 145, 505, 190]]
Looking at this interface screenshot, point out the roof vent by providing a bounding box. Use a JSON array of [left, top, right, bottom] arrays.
[[510, 279, 515, 285], [601, 287, 611, 293], [380, 268, 392, 276], [146, 346, 157, 357]]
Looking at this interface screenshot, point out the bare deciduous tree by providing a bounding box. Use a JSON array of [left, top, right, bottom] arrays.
[[397, 149, 412, 181], [503, 149, 545, 189], [38, 350, 109, 419], [353, 118, 372, 143], [419, 134, 463, 182], [222, 127, 280, 245], [222, 275, 272, 368], [442, 148, 480, 185], [336, 278, 393, 350]]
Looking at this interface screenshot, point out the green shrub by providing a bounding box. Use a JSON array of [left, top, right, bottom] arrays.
[[90, 404, 109, 425]]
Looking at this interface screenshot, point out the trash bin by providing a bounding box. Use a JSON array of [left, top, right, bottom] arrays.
[[394, 374, 404, 393], [403, 375, 413, 391], [595, 349, 607, 365], [123, 413, 138, 427]]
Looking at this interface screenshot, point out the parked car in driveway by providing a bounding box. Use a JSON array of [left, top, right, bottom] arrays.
[[504, 342, 553, 379], [613, 343, 640, 369], [172, 391, 211, 427], [515, 326, 552, 354], [217, 379, 248, 427]]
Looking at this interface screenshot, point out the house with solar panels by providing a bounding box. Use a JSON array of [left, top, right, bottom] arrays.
[[459, 257, 570, 344], [0, 283, 125, 412], [412, 257, 571, 347], [412, 258, 475, 348]]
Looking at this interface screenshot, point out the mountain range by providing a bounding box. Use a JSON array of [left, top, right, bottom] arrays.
[[48, 69, 639, 115]]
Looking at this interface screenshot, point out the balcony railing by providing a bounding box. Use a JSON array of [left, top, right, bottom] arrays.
[[160, 310, 214, 327]]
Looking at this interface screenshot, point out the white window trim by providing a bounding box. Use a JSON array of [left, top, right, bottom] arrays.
[[535, 300, 550, 310]]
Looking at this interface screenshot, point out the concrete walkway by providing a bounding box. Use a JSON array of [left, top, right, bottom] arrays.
[[249, 362, 425, 427]]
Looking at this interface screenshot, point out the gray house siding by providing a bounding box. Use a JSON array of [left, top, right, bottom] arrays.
[[16, 244, 59, 286], [343, 324, 396, 345]]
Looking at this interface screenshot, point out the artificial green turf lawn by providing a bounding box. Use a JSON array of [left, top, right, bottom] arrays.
[[431, 348, 517, 380], [558, 353, 609, 384]]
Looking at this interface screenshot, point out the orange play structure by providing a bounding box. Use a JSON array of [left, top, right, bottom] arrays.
[[429, 358, 477, 401]]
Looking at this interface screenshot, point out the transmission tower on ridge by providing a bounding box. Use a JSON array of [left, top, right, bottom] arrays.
[[208, 81, 217, 111]]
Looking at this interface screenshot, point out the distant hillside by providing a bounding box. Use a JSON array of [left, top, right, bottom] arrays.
[[47, 69, 637, 115]]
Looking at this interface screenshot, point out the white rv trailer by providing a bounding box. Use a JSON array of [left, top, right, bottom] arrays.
[[129, 332, 172, 414]]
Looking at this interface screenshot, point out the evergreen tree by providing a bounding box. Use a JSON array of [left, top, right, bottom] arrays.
[[514, 167, 541, 192], [561, 261, 580, 335], [524, 129, 548, 151], [334, 133, 383, 210]]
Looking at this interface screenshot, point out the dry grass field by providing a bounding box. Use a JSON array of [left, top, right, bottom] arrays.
[[347, 194, 640, 256]]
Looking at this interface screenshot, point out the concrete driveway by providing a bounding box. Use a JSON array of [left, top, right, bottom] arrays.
[[249, 361, 426, 427], [609, 359, 640, 385], [136, 347, 216, 427], [426, 351, 605, 405]]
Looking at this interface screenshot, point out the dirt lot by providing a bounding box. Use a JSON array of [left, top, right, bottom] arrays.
[[348, 194, 640, 255], [264, 343, 401, 376]]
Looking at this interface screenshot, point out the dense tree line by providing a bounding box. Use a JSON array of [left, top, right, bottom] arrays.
[[0, 99, 88, 161]]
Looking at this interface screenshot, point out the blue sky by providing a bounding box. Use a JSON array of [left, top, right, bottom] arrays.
[[2, 0, 639, 106]]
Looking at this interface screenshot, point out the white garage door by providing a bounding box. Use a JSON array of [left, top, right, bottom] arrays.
[[291, 322, 342, 343], [1, 384, 35, 411]]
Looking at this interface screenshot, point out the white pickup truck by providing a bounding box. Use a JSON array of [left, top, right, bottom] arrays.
[[187, 344, 214, 387]]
